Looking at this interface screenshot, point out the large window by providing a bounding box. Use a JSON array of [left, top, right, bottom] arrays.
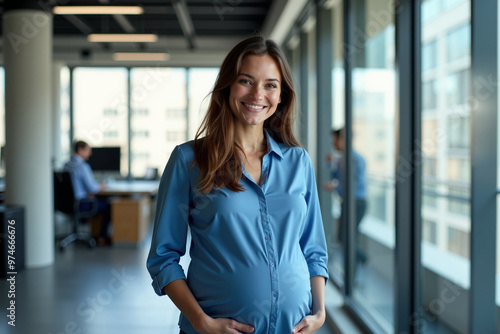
[[72, 67, 220, 179], [60, 66, 71, 166], [328, 1, 346, 283], [187, 68, 220, 140], [278, 0, 497, 332], [73, 68, 128, 177], [130, 68, 187, 177], [307, 22, 318, 162], [420, 0, 471, 332], [0, 67, 5, 178], [351, 0, 396, 331]]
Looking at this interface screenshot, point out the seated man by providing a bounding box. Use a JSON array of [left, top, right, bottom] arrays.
[[64, 140, 111, 245]]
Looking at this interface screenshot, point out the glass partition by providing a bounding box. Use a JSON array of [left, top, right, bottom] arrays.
[[73, 67, 129, 177], [420, 0, 471, 332], [60, 66, 71, 166], [350, 0, 396, 331], [328, 1, 346, 283], [187, 68, 219, 140], [0, 68, 5, 178], [130, 68, 187, 177]]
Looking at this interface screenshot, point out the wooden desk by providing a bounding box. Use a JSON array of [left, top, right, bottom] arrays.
[[99, 180, 159, 196], [95, 180, 159, 244]]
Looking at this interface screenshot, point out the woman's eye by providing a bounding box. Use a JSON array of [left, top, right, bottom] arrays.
[[239, 79, 251, 85], [267, 83, 277, 89]]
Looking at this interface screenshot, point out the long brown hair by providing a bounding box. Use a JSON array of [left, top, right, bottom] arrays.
[[193, 36, 300, 193]]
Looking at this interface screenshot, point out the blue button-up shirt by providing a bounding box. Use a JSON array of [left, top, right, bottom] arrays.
[[64, 155, 101, 200], [146, 131, 329, 334]]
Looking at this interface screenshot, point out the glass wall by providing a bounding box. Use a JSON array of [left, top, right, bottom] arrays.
[[307, 23, 318, 164], [73, 67, 129, 177], [187, 68, 219, 140], [0, 67, 5, 178], [72, 67, 219, 179], [130, 68, 187, 177], [420, 0, 470, 332], [284, 0, 497, 331], [60, 66, 71, 166], [328, 1, 346, 282], [350, 0, 396, 331], [290, 39, 301, 138]]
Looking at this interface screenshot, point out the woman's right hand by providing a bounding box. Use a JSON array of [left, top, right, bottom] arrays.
[[161, 280, 254, 334], [194, 315, 255, 334]]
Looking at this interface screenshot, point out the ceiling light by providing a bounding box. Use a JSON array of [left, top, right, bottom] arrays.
[[113, 53, 170, 61], [53, 6, 143, 15], [88, 34, 158, 43]]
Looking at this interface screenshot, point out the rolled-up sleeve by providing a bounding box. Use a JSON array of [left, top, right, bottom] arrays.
[[299, 150, 329, 284], [146, 146, 191, 296]]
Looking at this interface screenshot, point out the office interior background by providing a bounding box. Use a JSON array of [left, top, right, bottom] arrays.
[[0, 0, 499, 333]]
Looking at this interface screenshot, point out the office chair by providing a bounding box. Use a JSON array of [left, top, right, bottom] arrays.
[[53, 171, 98, 250]]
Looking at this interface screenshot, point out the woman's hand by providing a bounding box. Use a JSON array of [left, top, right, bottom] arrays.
[[292, 311, 326, 334], [162, 280, 254, 334], [194, 315, 254, 334], [293, 276, 326, 333]]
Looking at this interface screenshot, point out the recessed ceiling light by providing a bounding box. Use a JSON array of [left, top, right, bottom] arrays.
[[53, 6, 144, 15], [113, 53, 170, 61], [88, 34, 158, 43]]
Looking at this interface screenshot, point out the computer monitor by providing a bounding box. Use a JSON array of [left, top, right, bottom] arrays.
[[87, 147, 121, 172]]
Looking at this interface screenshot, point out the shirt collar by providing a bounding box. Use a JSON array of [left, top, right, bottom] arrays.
[[264, 129, 284, 160]]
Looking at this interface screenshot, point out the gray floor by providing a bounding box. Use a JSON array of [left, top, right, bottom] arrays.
[[0, 236, 334, 334]]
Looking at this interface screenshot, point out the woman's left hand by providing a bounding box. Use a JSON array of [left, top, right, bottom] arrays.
[[292, 311, 326, 334]]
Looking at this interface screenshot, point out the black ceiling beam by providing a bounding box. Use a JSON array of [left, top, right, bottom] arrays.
[[62, 15, 93, 35], [172, 0, 196, 49], [97, 0, 136, 33]]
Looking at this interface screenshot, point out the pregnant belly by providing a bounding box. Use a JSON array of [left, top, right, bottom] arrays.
[[187, 263, 312, 333]]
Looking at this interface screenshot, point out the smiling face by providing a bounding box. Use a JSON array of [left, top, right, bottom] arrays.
[[229, 54, 282, 128]]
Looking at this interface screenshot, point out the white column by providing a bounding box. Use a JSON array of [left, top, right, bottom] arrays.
[[3, 9, 54, 267]]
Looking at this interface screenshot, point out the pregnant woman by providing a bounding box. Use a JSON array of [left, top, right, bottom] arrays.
[[147, 36, 329, 334]]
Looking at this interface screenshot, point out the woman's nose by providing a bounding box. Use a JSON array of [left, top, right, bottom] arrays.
[[250, 84, 264, 100]]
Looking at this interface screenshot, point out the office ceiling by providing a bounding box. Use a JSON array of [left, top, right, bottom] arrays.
[[51, 0, 272, 40], [0, 0, 292, 66]]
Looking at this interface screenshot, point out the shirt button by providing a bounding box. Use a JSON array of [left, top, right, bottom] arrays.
[[273, 292, 278, 297], [270, 263, 275, 267], [265, 236, 270, 240]]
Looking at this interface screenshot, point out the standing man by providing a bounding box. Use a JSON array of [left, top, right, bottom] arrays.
[[64, 140, 111, 245], [324, 128, 368, 264]]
